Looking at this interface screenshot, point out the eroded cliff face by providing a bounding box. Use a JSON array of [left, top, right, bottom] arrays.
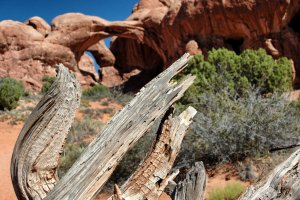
[[1, 0, 300, 91], [112, 0, 300, 88]]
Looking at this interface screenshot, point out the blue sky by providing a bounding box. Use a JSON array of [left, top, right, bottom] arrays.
[[0, 0, 139, 23]]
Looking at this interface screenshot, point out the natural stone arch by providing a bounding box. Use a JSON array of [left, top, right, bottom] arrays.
[[45, 13, 145, 63]]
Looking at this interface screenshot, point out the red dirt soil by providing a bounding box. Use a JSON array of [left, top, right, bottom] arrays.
[[0, 98, 249, 199], [0, 121, 22, 200], [0, 120, 172, 200], [205, 164, 250, 198]]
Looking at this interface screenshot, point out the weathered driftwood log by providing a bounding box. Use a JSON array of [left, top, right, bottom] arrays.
[[11, 65, 81, 200], [169, 162, 207, 200], [111, 106, 197, 200], [44, 53, 194, 200], [239, 148, 300, 200]]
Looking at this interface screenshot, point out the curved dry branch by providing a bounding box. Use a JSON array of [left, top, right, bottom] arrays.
[[239, 148, 300, 200], [11, 64, 81, 200], [44, 53, 195, 200]]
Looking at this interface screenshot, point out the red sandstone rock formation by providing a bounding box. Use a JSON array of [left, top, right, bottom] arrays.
[[0, 13, 143, 91], [25, 17, 51, 37], [1, 0, 300, 91], [111, 0, 300, 87]]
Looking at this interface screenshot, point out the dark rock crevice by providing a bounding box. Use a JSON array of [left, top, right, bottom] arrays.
[[289, 11, 300, 35], [224, 38, 244, 55]]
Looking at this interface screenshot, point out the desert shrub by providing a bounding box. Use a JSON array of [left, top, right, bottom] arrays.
[[82, 84, 111, 99], [175, 48, 295, 164], [178, 48, 292, 105], [41, 76, 55, 94], [0, 95, 41, 124], [239, 49, 292, 93], [291, 100, 300, 113], [177, 88, 300, 164], [58, 118, 104, 176], [59, 144, 85, 176], [0, 77, 26, 110], [79, 107, 115, 120], [83, 84, 133, 105], [208, 182, 245, 200], [67, 118, 104, 143], [110, 85, 134, 105]]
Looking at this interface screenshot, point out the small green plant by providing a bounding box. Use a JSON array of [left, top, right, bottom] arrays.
[[79, 108, 114, 119], [0, 77, 26, 110], [59, 144, 85, 176], [0, 95, 41, 123], [80, 99, 90, 108], [82, 84, 111, 99], [58, 118, 104, 176], [208, 182, 245, 200], [41, 76, 55, 94], [109, 86, 134, 105], [67, 118, 104, 143]]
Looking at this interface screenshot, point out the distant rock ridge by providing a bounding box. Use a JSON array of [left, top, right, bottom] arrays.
[[1, 0, 300, 91]]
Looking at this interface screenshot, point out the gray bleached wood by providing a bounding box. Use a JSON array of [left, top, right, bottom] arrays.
[[44, 53, 195, 200], [11, 65, 81, 200], [239, 148, 300, 200], [171, 162, 207, 200], [113, 106, 197, 200]]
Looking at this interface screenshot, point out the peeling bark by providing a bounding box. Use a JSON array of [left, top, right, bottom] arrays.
[[115, 106, 197, 200], [239, 148, 300, 200], [10, 64, 81, 200]]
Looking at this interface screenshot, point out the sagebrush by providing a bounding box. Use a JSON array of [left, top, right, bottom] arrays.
[[59, 118, 104, 176], [82, 84, 111, 99], [177, 89, 300, 164]]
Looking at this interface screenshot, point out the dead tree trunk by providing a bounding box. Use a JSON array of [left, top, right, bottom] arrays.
[[115, 106, 197, 200], [11, 65, 81, 200], [170, 162, 207, 200], [11, 54, 196, 200], [239, 148, 300, 200], [44, 53, 194, 200]]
